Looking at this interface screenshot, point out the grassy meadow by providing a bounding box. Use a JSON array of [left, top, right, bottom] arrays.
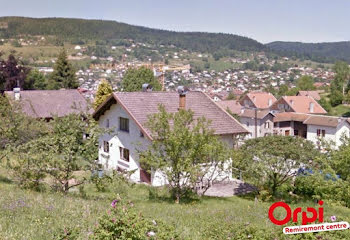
[[1, 169, 350, 240]]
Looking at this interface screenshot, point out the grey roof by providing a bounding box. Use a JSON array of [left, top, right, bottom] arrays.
[[93, 91, 248, 139], [5, 89, 90, 118]]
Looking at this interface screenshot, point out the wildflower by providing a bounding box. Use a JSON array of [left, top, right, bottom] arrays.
[[147, 231, 156, 237], [152, 220, 157, 226], [330, 216, 336, 222], [111, 199, 119, 208]]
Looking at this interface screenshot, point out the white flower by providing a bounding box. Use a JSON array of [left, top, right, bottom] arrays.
[[147, 231, 156, 237], [152, 220, 157, 225]]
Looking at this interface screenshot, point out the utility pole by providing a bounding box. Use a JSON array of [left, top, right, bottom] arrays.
[[255, 108, 258, 138]]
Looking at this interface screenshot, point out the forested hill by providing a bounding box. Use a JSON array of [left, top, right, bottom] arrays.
[[0, 16, 265, 53], [267, 41, 350, 63]]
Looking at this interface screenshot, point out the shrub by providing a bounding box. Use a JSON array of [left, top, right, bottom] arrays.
[[90, 197, 179, 240], [294, 173, 350, 207]]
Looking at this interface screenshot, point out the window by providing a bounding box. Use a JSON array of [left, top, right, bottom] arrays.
[[119, 117, 129, 132], [119, 147, 130, 162], [294, 130, 299, 136], [317, 129, 326, 137], [265, 122, 270, 129], [247, 121, 250, 127], [103, 141, 109, 153], [106, 119, 110, 128], [140, 131, 144, 138]]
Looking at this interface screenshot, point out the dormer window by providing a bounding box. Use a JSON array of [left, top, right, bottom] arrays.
[[119, 117, 129, 132]]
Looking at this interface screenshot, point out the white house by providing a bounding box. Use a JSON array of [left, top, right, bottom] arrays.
[[93, 89, 248, 186], [273, 112, 350, 149], [303, 115, 350, 148]]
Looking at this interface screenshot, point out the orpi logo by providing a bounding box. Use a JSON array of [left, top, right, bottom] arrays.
[[268, 200, 324, 225]]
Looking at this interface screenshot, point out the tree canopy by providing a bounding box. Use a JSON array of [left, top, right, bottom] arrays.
[[121, 66, 161, 92], [48, 49, 78, 90], [140, 105, 232, 202], [235, 135, 320, 196], [94, 80, 113, 109]]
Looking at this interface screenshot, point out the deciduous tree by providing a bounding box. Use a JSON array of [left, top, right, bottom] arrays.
[[235, 135, 319, 196], [121, 66, 161, 92], [140, 105, 232, 202]]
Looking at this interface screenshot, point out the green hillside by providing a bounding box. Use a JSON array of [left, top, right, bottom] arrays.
[[0, 16, 265, 54], [267, 41, 350, 63]]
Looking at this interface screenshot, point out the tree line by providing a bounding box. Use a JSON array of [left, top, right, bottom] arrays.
[[0, 49, 78, 91]]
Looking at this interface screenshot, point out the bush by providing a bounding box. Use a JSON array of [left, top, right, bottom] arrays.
[[294, 173, 350, 207], [90, 197, 179, 240]]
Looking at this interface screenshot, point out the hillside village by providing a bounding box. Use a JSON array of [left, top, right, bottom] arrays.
[[2, 16, 350, 240]]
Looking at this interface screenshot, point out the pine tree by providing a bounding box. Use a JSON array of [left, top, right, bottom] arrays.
[[48, 49, 78, 89], [94, 79, 113, 109], [24, 69, 47, 90]]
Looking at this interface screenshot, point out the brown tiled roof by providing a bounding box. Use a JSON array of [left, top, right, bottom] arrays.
[[240, 109, 273, 119], [240, 92, 277, 109], [273, 112, 349, 128], [274, 96, 327, 114], [303, 115, 345, 127], [297, 91, 321, 101], [5, 90, 90, 118], [216, 100, 242, 115], [93, 91, 248, 138], [273, 112, 310, 122]]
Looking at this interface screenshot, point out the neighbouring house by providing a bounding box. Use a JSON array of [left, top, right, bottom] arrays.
[[273, 112, 350, 148], [239, 109, 275, 139], [5, 88, 91, 119], [216, 100, 242, 115], [270, 96, 327, 114], [297, 90, 321, 101], [239, 92, 277, 109], [92, 90, 248, 186]]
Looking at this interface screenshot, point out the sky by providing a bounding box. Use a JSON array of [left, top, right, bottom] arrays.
[[0, 0, 349, 43]]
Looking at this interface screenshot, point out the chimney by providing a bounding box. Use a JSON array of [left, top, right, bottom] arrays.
[[309, 102, 314, 113], [290, 99, 294, 106], [13, 87, 21, 101], [177, 86, 188, 110], [142, 83, 153, 92], [252, 96, 256, 102], [268, 98, 272, 107]]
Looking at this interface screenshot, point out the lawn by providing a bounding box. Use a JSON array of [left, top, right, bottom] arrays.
[[1, 170, 350, 240]]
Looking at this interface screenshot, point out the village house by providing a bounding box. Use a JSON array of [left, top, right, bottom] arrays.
[[4, 88, 90, 119], [270, 96, 327, 114], [239, 109, 275, 139], [273, 112, 350, 148], [239, 92, 276, 109], [92, 89, 248, 186]]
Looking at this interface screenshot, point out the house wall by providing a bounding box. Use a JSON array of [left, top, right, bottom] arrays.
[[98, 104, 151, 183], [307, 121, 350, 148], [239, 115, 274, 138], [98, 103, 237, 186], [240, 117, 261, 139]]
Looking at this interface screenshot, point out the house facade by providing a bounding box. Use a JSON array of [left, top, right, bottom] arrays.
[[93, 90, 248, 186], [239, 109, 274, 138]]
